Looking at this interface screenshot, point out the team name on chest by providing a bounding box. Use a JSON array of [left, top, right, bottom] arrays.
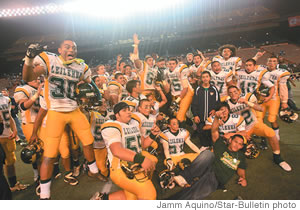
[[123, 126, 140, 135], [220, 124, 236, 131], [231, 104, 247, 113], [222, 61, 235, 66], [239, 75, 258, 81], [142, 121, 154, 128], [95, 118, 106, 125], [0, 104, 8, 110], [212, 75, 225, 81], [169, 138, 184, 144], [51, 65, 83, 79]]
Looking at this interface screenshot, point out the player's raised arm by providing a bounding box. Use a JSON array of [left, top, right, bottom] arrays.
[[22, 44, 47, 82], [132, 33, 142, 70]]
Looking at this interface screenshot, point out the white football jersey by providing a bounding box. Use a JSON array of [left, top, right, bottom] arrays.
[[212, 55, 242, 72], [132, 112, 156, 138], [237, 66, 274, 97], [266, 68, 290, 100], [0, 94, 12, 138], [34, 52, 91, 112], [159, 128, 190, 156], [139, 61, 158, 91], [165, 64, 192, 96], [206, 113, 245, 134], [189, 61, 211, 76], [90, 110, 113, 149], [101, 119, 142, 169], [122, 94, 146, 112], [14, 84, 40, 124], [227, 93, 258, 130], [207, 69, 233, 97]]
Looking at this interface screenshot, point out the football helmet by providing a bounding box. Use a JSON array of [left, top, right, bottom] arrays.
[[255, 84, 270, 104], [156, 113, 169, 131], [244, 140, 260, 159], [177, 158, 192, 171], [279, 108, 298, 123], [159, 170, 175, 189], [20, 140, 44, 164], [170, 101, 180, 116], [76, 83, 102, 111], [120, 160, 149, 182]]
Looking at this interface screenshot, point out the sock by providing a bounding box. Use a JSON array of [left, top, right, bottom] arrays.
[[40, 179, 51, 199], [8, 176, 17, 187], [272, 127, 280, 141], [53, 162, 60, 175], [73, 159, 80, 167], [103, 193, 109, 200], [273, 153, 283, 164], [33, 169, 39, 181], [88, 160, 98, 173]]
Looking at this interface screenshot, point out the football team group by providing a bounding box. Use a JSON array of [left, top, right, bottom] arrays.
[[0, 33, 298, 200]]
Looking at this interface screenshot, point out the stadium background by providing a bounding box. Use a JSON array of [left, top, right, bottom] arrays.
[[0, 0, 299, 199]]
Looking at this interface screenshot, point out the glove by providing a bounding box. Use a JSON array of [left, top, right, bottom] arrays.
[[166, 158, 174, 171], [26, 44, 46, 58]]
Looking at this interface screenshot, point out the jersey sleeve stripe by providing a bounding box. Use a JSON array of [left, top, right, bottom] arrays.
[[179, 64, 188, 73], [101, 122, 122, 135], [14, 88, 30, 98], [39, 52, 51, 75], [44, 78, 51, 109]]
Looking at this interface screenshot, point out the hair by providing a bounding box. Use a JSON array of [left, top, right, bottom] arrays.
[[168, 57, 178, 64], [138, 99, 150, 108], [124, 64, 132, 69], [201, 71, 211, 78], [114, 73, 123, 80], [227, 85, 239, 92], [245, 58, 256, 65], [211, 61, 221, 67], [268, 55, 279, 62], [92, 75, 99, 82], [231, 134, 247, 145], [215, 101, 230, 112], [193, 54, 201, 59], [126, 80, 140, 93], [168, 117, 178, 125]]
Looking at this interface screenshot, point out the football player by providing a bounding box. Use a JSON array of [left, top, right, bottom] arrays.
[[92, 102, 160, 200], [107, 73, 127, 106], [132, 34, 159, 97], [212, 44, 242, 72], [256, 56, 290, 140], [124, 65, 138, 82], [163, 57, 194, 123], [237, 58, 274, 98], [207, 61, 234, 101], [14, 78, 43, 182], [22, 40, 106, 199], [122, 80, 146, 111], [204, 102, 246, 139], [159, 118, 204, 171], [226, 86, 291, 171], [0, 92, 28, 192]]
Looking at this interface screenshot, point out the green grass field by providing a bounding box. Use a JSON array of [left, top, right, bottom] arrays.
[[11, 81, 300, 200]]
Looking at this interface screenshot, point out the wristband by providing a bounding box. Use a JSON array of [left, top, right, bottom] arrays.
[[149, 133, 156, 140], [247, 102, 254, 108], [175, 97, 181, 103], [31, 93, 39, 101], [133, 153, 145, 164], [24, 57, 34, 67]]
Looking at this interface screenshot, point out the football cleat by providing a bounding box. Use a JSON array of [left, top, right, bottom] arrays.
[[120, 160, 149, 182], [64, 172, 79, 186], [88, 171, 108, 182], [159, 170, 175, 189], [279, 108, 298, 123], [10, 181, 29, 192], [20, 140, 44, 164]]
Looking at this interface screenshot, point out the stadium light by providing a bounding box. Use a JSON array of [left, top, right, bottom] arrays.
[[0, 0, 184, 18]]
